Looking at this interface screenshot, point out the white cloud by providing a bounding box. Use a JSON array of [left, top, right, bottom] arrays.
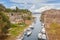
[[9, 0, 53, 4], [10, 6, 16, 9], [0, 1, 5, 4], [30, 5, 35, 9], [34, 6, 54, 13], [29, 5, 36, 12], [9, 0, 60, 12], [0, 2, 4, 4], [30, 3, 60, 12]]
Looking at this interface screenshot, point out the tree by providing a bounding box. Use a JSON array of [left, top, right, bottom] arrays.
[[5, 8, 12, 12], [0, 4, 6, 12], [20, 9, 32, 22], [0, 12, 11, 40], [16, 7, 19, 12]]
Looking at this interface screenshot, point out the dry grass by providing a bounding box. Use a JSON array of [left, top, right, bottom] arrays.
[[41, 9, 60, 40]]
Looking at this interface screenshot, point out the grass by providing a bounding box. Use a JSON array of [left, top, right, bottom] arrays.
[[8, 22, 28, 37], [47, 22, 60, 40], [48, 22, 58, 34], [47, 22, 60, 35], [6, 20, 32, 40]]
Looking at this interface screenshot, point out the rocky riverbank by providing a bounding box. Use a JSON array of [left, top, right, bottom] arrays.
[[41, 9, 60, 40]]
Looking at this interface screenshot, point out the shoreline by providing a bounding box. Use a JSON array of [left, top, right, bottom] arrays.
[[41, 9, 60, 40], [6, 20, 33, 40]]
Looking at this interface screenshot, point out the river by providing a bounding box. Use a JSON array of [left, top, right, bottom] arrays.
[[23, 13, 42, 40]]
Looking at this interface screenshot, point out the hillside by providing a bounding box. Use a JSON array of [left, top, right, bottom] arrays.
[[0, 4, 33, 40], [41, 9, 60, 40], [0, 12, 11, 40]]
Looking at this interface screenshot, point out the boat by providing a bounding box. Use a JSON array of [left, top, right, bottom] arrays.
[[41, 23, 45, 26], [26, 28, 32, 36], [27, 28, 31, 31], [24, 28, 32, 36], [29, 25, 34, 29], [41, 26, 44, 28], [38, 32, 42, 40], [41, 34, 46, 40], [41, 28, 46, 34], [27, 31, 32, 36]]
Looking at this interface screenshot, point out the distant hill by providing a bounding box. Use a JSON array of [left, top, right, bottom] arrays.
[[32, 12, 40, 14]]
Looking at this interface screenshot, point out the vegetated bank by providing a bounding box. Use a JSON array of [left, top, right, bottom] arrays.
[[0, 4, 33, 40], [41, 9, 60, 40]]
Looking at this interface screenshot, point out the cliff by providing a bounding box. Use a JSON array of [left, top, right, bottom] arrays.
[[41, 9, 60, 40]]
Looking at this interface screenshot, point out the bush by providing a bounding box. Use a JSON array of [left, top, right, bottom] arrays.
[[0, 12, 11, 40]]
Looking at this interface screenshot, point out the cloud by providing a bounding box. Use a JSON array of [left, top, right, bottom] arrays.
[[34, 6, 54, 12], [29, 4, 36, 11], [1, 0, 60, 12], [9, 0, 57, 4], [0, 1, 5, 4], [0, 2, 4, 4], [30, 3, 60, 12], [10, 6, 16, 9], [9, 0, 45, 4], [30, 5, 35, 9]]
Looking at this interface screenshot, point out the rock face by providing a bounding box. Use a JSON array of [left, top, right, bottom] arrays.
[[41, 9, 60, 40], [8, 13, 23, 24], [41, 9, 60, 23]]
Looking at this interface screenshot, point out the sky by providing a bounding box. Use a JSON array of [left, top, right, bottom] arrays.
[[0, 0, 60, 12]]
